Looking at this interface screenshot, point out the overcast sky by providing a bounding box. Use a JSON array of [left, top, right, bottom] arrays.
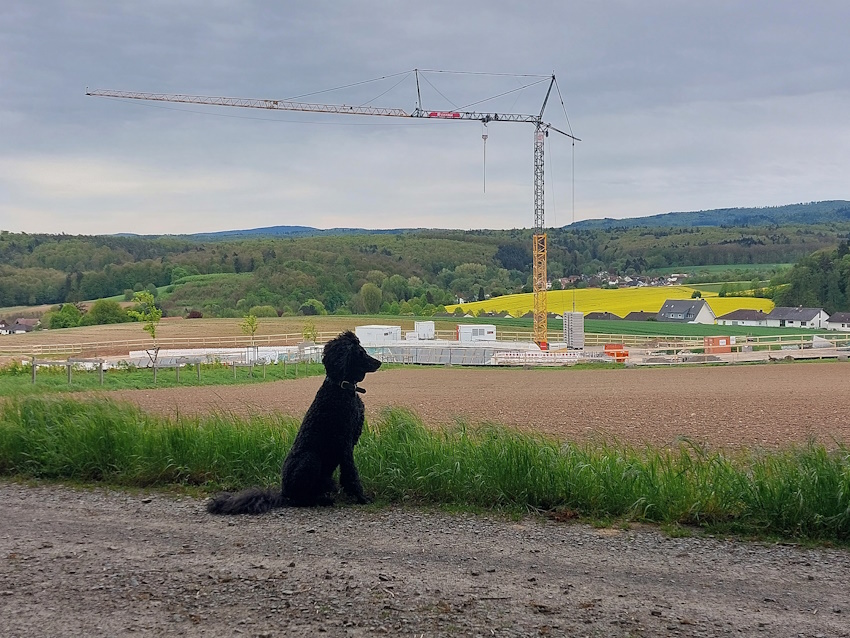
[[2, 1, 848, 235]]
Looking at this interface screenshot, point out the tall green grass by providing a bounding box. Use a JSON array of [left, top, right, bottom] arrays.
[[1, 397, 848, 541]]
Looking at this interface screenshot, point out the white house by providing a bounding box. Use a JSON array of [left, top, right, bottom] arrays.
[[765, 307, 829, 329], [656, 299, 716, 325], [716, 309, 768, 327], [826, 312, 850, 332]]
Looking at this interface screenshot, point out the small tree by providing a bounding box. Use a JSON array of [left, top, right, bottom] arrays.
[[127, 291, 163, 377], [241, 314, 259, 362], [241, 314, 258, 343], [302, 319, 318, 343], [690, 290, 702, 299]]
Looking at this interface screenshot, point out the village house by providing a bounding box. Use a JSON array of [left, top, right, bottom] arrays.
[[656, 299, 716, 325], [765, 307, 829, 329], [624, 311, 656, 321], [716, 309, 768, 327], [826, 312, 850, 332], [584, 311, 622, 320], [4, 318, 40, 334]]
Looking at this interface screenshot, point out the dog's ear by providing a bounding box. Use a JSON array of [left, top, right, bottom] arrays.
[[323, 331, 359, 380]]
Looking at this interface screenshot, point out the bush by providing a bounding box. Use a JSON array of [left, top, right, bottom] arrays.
[[248, 305, 278, 318], [80, 299, 130, 325]]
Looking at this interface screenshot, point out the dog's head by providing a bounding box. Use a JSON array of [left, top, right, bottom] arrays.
[[323, 331, 382, 383]]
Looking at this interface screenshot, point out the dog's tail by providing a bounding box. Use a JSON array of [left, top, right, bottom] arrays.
[[206, 486, 284, 515]]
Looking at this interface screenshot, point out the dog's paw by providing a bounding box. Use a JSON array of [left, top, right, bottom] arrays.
[[356, 494, 372, 505]]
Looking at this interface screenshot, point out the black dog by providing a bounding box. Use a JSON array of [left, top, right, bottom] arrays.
[[207, 331, 381, 514]]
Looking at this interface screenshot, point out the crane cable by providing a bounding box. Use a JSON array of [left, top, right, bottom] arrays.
[[482, 123, 488, 193]]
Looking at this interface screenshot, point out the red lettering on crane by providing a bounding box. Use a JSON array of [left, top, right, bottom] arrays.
[[427, 111, 461, 119]]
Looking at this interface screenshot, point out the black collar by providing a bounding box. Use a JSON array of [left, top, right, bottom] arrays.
[[327, 377, 366, 394]]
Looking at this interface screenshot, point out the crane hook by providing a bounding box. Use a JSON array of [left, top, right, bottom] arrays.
[[482, 123, 488, 194]]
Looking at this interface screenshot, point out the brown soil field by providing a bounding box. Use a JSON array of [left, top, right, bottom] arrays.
[[99, 362, 850, 449]]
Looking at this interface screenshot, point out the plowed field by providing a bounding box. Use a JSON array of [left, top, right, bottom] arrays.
[[99, 362, 850, 448]]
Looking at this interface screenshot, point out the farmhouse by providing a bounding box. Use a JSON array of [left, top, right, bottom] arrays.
[[3, 318, 39, 334], [656, 299, 716, 324], [826, 312, 850, 332], [716, 309, 768, 327], [765, 307, 829, 329]]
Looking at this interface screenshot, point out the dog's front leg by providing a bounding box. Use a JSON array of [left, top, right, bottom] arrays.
[[339, 452, 370, 504]]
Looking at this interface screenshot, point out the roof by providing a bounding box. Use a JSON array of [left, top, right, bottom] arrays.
[[716, 309, 767, 321], [585, 311, 622, 320], [766, 307, 825, 321], [656, 299, 714, 322], [827, 312, 850, 323], [624, 311, 656, 321]]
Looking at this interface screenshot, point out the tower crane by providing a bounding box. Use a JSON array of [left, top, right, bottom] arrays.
[[87, 71, 578, 349]]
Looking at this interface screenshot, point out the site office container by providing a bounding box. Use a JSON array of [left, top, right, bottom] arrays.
[[456, 324, 497, 342], [405, 321, 436, 341], [703, 336, 733, 354], [354, 325, 402, 345]]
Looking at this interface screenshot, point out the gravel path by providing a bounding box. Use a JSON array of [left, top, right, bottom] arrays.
[[1, 482, 848, 637]]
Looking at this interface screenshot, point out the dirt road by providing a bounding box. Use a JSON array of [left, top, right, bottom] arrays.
[[1, 482, 848, 637], [101, 362, 850, 448]]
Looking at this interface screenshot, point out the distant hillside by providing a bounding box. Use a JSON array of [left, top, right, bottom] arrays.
[[116, 226, 416, 240], [568, 200, 850, 229], [183, 226, 416, 240]]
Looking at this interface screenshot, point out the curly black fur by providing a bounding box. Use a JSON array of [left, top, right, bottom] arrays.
[[207, 331, 381, 514]]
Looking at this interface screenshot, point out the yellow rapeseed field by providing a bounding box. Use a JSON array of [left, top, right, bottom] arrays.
[[446, 286, 775, 318]]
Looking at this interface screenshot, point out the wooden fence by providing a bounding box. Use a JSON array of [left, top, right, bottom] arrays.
[[4, 329, 850, 358]]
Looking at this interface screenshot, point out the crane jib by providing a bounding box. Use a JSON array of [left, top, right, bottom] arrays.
[[86, 79, 575, 349]]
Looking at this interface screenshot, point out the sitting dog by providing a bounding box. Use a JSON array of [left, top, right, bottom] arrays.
[[207, 331, 381, 514]]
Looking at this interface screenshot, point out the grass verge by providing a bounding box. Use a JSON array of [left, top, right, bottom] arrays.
[[1, 397, 848, 542], [0, 360, 327, 396]]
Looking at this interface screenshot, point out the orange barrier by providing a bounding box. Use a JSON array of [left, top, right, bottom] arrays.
[[603, 343, 629, 363]]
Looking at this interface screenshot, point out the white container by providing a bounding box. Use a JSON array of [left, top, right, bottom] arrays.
[[456, 324, 497, 342], [414, 320, 436, 340], [355, 325, 402, 345]]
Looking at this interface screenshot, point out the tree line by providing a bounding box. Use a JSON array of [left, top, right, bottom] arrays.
[[774, 241, 850, 313], [2, 223, 849, 319]]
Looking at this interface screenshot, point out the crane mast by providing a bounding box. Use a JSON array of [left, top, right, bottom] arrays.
[[87, 74, 578, 349]]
